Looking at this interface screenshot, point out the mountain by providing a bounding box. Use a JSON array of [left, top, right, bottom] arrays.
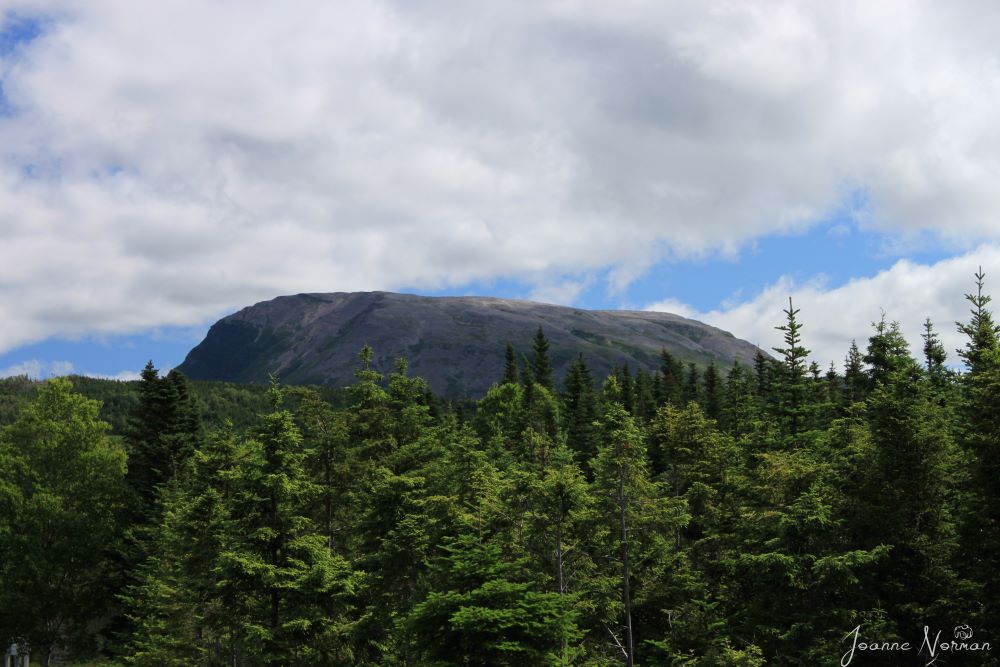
[[177, 292, 765, 397]]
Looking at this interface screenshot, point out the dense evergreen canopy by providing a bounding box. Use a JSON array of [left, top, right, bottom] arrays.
[[2, 276, 999, 665]]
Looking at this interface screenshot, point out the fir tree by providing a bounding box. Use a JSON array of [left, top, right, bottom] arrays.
[[658, 349, 684, 407], [531, 327, 555, 391], [921, 318, 951, 394], [682, 362, 701, 406], [702, 360, 722, 421], [863, 316, 910, 388], [590, 386, 687, 666], [956, 267, 1000, 373], [503, 342, 519, 385], [218, 384, 358, 666], [632, 368, 657, 423], [843, 340, 866, 404], [771, 298, 812, 437], [562, 354, 599, 464]]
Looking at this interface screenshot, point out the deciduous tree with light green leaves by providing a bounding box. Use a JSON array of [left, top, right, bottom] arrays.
[[0, 378, 127, 666]]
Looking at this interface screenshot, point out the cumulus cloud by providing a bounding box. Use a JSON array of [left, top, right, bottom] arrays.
[[0, 358, 73, 378], [647, 244, 1000, 369], [2, 2, 1000, 351], [0, 358, 143, 380]]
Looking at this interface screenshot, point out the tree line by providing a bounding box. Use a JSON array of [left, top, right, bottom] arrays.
[[2, 273, 1000, 665]]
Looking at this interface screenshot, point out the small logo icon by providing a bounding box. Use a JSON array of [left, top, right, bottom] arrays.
[[955, 625, 974, 640]]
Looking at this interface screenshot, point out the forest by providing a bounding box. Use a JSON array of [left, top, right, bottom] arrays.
[[2, 273, 999, 666]]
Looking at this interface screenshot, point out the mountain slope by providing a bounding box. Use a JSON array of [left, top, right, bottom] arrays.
[[177, 292, 764, 397]]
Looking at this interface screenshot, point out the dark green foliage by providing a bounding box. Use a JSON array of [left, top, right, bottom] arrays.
[[861, 346, 965, 633], [0, 379, 127, 664], [771, 298, 813, 437], [503, 342, 519, 385], [658, 348, 684, 407], [531, 327, 555, 391], [843, 340, 867, 404], [863, 317, 910, 388], [682, 362, 701, 406], [406, 532, 580, 665], [702, 360, 721, 421], [562, 354, 599, 463], [126, 362, 202, 521], [8, 279, 1000, 666], [956, 270, 1000, 641], [956, 267, 1000, 373]]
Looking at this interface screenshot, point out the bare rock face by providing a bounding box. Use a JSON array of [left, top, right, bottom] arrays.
[[177, 292, 765, 397]]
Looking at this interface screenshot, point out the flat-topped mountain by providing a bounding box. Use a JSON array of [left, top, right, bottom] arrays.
[[177, 292, 764, 397]]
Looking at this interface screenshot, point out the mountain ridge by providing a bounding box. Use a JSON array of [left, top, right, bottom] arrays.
[[177, 291, 765, 397]]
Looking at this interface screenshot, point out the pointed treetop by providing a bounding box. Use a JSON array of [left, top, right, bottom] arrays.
[[531, 326, 554, 390], [503, 343, 518, 385], [773, 297, 810, 379]]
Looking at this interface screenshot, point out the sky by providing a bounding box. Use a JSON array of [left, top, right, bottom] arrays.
[[2, 1, 1000, 380]]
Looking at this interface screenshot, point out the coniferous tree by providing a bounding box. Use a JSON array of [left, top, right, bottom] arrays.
[[956, 271, 1000, 639], [921, 317, 952, 400], [752, 348, 769, 394], [658, 349, 684, 407], [825, 362, 841, 408], [682, 362, 701, 406], [125, 426, 246, 666], [589, 383, 687, 666], [702, 360, 722, 421], [618, 363, 635, 416], [843, 340, 867, 404], [406, 531, 580, 665], [771, 298, 812, 437], [126, 363, 201, 523], [218, 384, 358, 666], [720, 362, 760, 442], [956, 266, 1000, 373], [863, 316, 910, 388], [632, 368, 657, 423], [532, 327, 555, 391], [861, 339, 965, 634], [562, 354, 599, 464], [503, 342, 519, 385]]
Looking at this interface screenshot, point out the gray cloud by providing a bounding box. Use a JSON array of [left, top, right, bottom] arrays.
[[2, 1, 1000, 351]]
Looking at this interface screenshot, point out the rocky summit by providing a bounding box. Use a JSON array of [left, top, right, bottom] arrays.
[[177, 291, 765, 397]]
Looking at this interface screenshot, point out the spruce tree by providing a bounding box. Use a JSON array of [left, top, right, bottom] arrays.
[[771, 298, 812, 437], [217, 384, 358, 666], [682, 362, 701, 406], [921, 318, 951, 395], [589, 385, 687, 666], [862, 346, 964, 633], [702, 360, 722, 421], [658, 349, 684, 407], [503, 342, 519, 385], [531, 326, 555, 390], [618, 363, 635, 416], [863, 316, 910, 388], [956, 271, 1000, 638], [632, 368, 657, 422], [562, 354, 599, 464], [956, 266, 1000, 373], [843, 340, 866, 404], [126, 362, 201, 522]]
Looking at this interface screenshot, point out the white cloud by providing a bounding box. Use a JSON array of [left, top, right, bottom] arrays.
[[0, 358, 74, 378], [85, 369, 141, 381], [2, 2, 1000, 350], [647, 244, 1000, 369]]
